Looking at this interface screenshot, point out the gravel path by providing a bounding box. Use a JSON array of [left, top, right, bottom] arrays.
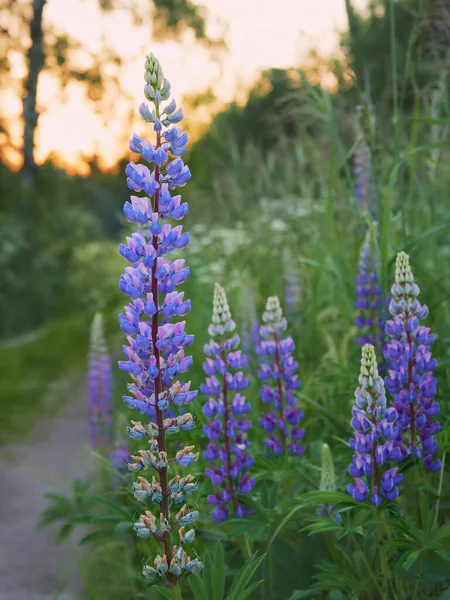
[[0, 377, 92, 600]]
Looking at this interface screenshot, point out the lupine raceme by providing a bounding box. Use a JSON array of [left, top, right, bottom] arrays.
[[317, 443, 342, 523], [201, 283, 255, 522], [384, 252, 441, 473], [88, 313, 112, 450], [257, 296, 304, 457], [118, 53, 202, 591], [348, 344, 403, 506], [354, 227, 384, 357], [353, 139, 376, 221]]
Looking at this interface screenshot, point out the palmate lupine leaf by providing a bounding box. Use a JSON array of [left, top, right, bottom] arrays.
[[212, 542, 225, 600], [224, 519, 269, 541], [226, 553, 265, 600], [311, 559, 374, 596], [188, 544, 265, 600]]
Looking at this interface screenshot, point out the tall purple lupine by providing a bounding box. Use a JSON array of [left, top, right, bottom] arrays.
[[354, 229, 384, 355], [384, 252, 441, 472], [348, 344, 403, 506], [257, 296, 304, 457], [88, 313, 112, 449], [353, 139, 376, 221], [118, 54, 202, 587], [201, 283, 256, 522]]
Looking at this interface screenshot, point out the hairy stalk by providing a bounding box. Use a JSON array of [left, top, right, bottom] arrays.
[[273, 333, 286, 449], [151, 131, 173, 566], [220, 345, 238, 515]]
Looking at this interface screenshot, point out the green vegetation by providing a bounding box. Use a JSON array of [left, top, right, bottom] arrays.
[[1, 0, 450, 597]]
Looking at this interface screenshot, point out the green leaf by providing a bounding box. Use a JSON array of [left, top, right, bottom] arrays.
[[189, 575, 209, 600], [86, 494, 134, 520], [203, 550, 214, 597], [396, 550, 421, 572], [154, 586, 172, 599], [329, 502, 358, 516], [288, 591, 319, 600], [235, 493, 267, 517], [225, 519, 269, 541], [78, 529, 112, 545], [299, 491, 356, 505], [431, 522, 450, 543], [228, 553, 266, 600], [301, 520, 342, 536], [236, 580, 264, 600], [267, 505, 304, 550], [212, 542, 225, 600], [336, 525, 365, 540], [114, 521, 133, 536]]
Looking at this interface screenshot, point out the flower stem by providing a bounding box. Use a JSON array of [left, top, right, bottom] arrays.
[[273, 333, 286, 450], [433, 451, 446, 528], [169, 584, 183, 600], [220, 345, 237, 515], [152, 132, 173, 569], [239, 533, 252, 561]]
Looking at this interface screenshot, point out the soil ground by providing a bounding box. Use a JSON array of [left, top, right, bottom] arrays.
[[0, 377, 92, 600]]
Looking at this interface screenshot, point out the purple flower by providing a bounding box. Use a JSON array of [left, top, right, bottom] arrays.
[[257, 296, 304, 457], [88, 313, 112, 449], [348, 344, 403, 506], [110, 441, 130, 472], [384, 252, 441, 473], [118, 53, 202, 585], [353, 139, 376, 221], [354, 229, 386, 363], [201, 284, 255, 522]]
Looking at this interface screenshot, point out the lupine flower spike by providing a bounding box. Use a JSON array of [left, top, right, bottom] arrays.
[[348, 344, 403, 506], [88, 313, 112, 449], [354, 227, 384, 358], [318, 443, 342, 523], [118, 53, 202, 587], [353, 139, 376, 222], [111, 441, 130, 472], [257, 296, 304, 457], [384, 252, 441, 472], [201, 283, 255, 522]]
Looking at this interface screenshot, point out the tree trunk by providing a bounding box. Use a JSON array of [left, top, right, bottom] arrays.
[[22, 0, 46, 184]]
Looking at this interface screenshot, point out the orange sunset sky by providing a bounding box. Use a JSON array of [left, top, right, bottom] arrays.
[[2, 0, 369, 171]]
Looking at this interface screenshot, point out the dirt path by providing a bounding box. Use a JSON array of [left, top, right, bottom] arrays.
[[0, 377, 93, 600]]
